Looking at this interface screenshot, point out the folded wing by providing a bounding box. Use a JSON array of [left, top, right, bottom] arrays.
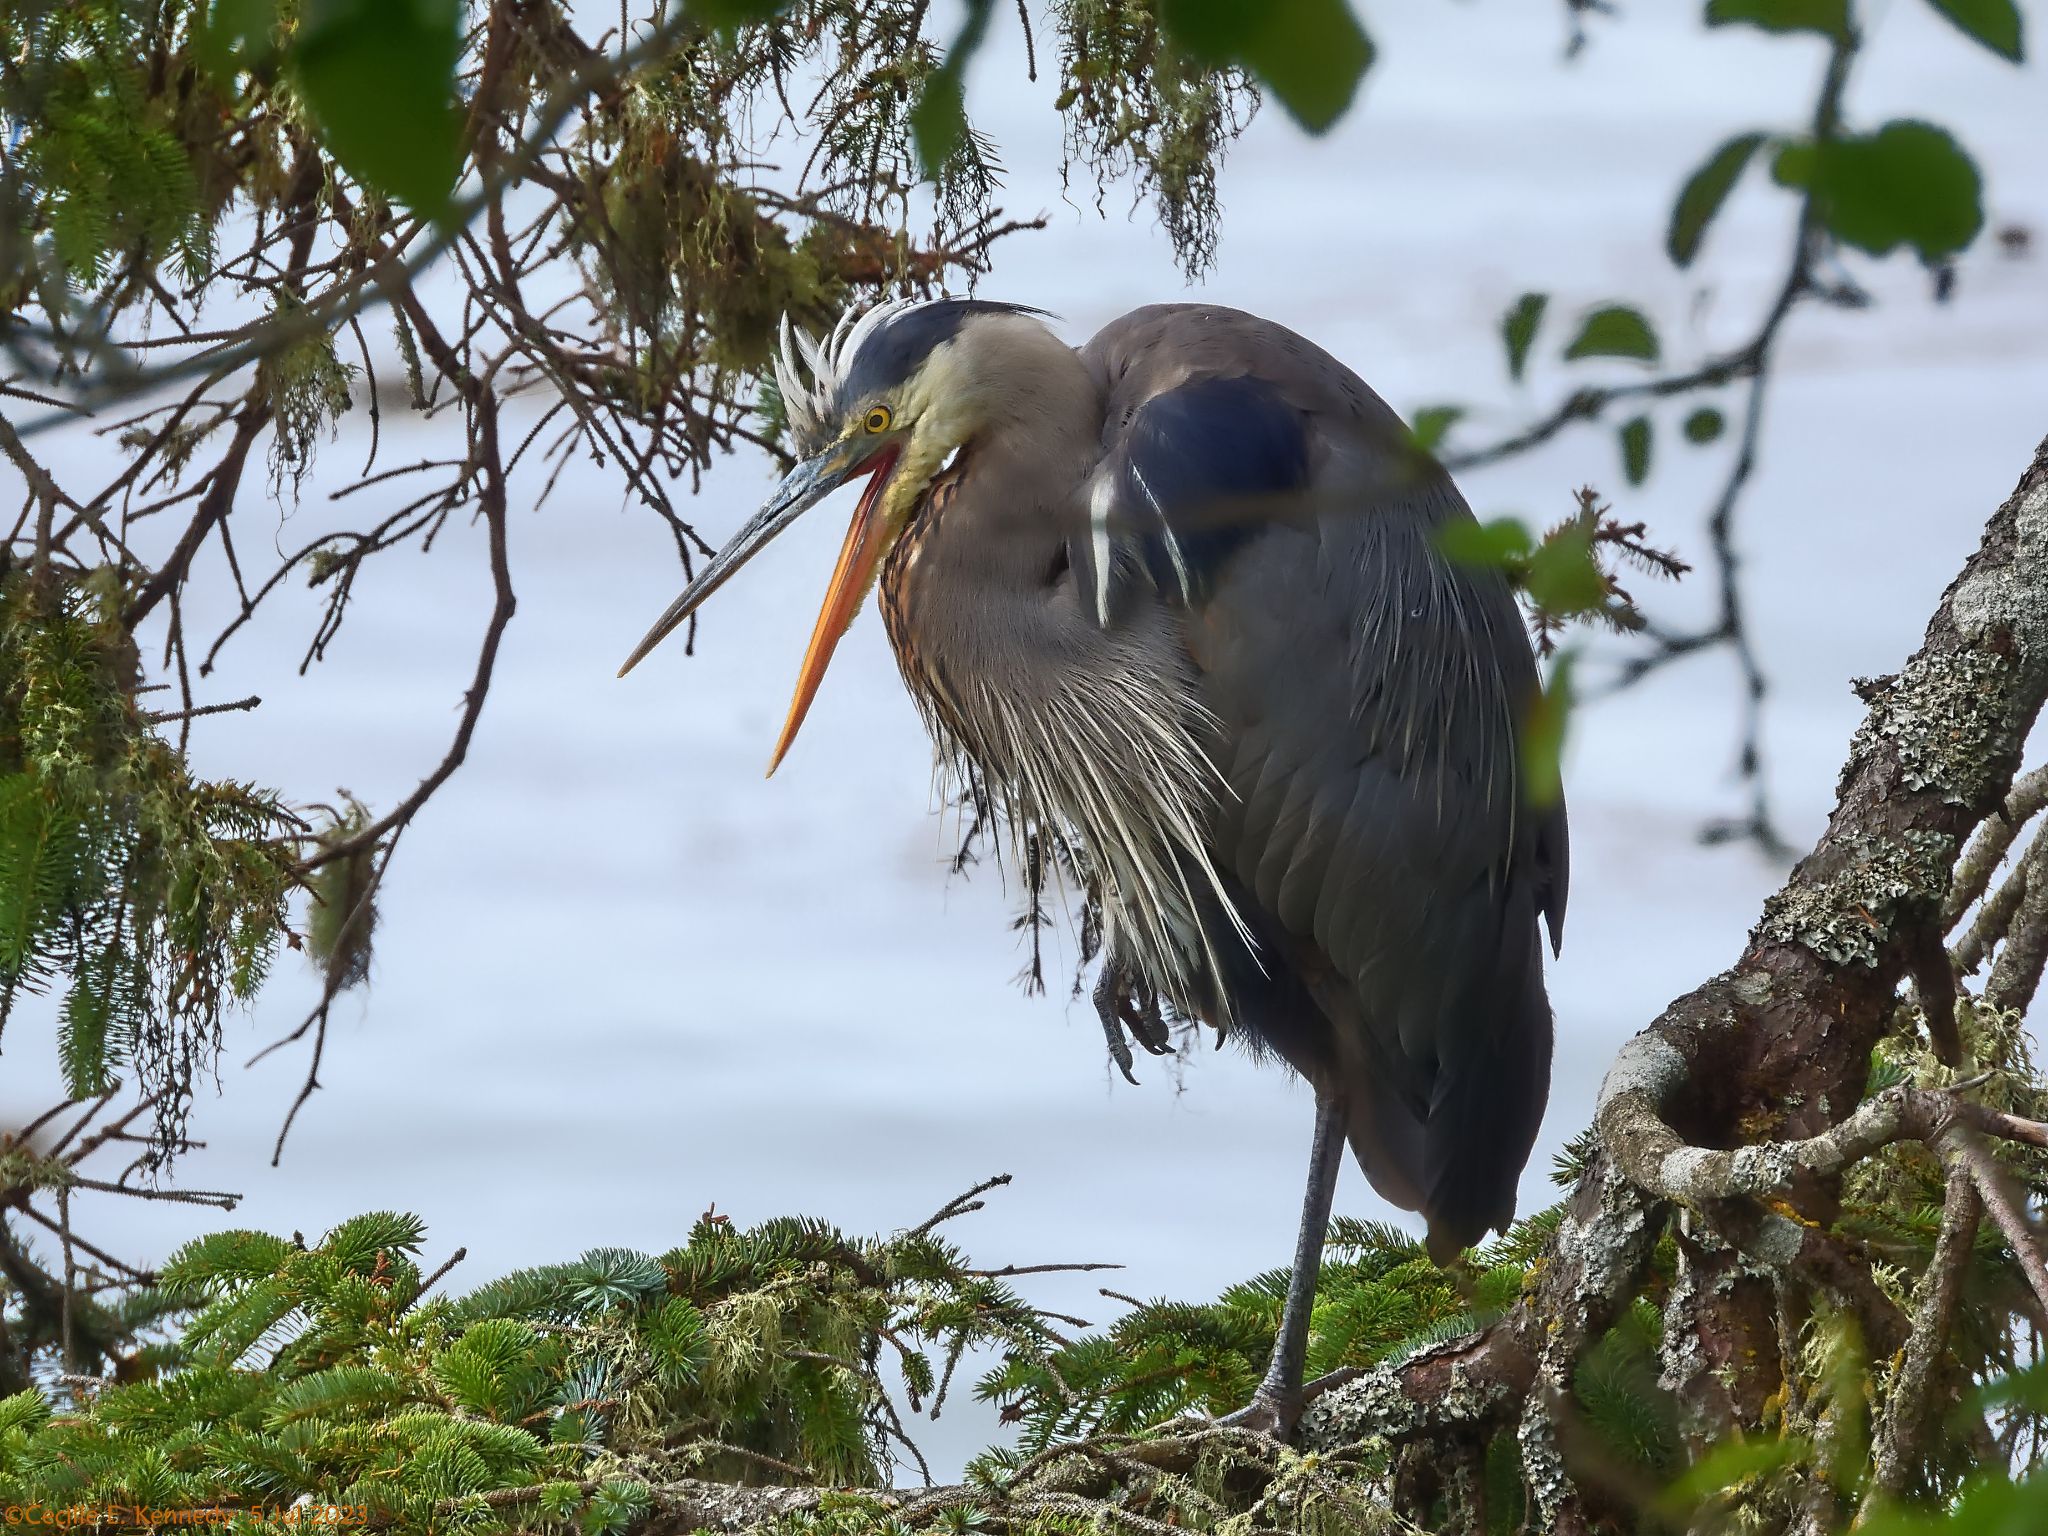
[[1077, 305, 1568, 1255]]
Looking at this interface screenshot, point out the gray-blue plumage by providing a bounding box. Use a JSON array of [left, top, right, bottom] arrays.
[[1069, 305, 1567, 1255], [1073, 373, 1308, 620]]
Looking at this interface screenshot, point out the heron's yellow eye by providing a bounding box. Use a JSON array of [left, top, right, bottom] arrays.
[[864, 406, 893, 434]]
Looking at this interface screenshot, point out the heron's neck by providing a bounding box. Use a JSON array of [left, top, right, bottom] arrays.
[[879, 335, 1101, 715], [931, 316, 1101, 473]]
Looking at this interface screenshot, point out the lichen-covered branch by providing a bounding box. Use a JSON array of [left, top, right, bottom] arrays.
[[1945, 764, 2048, 928], [1862, 1165, 1980, 1509]]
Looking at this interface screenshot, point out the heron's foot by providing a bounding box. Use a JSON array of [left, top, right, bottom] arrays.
[[1093, 956, 1171, 1085], [1217, 1381, 1303, 1440]]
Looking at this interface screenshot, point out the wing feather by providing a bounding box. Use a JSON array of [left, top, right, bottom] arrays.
[[1078, 304, 1567, 1254]]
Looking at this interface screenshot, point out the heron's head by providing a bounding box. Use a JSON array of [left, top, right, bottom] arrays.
[[618, 297, 1057, 771]]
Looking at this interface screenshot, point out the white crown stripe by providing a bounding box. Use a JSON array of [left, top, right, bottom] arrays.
[[770, 297, 930, 451], [829, 303, 858, 359], [793, 325, 826, 381]]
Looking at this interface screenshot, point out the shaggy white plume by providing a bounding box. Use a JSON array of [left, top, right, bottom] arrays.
[[772, 297, 921, 449]]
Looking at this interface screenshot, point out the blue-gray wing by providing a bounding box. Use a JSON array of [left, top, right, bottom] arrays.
[[1076, 304, 1567, 1254], [1068, 373, 1309, 626]]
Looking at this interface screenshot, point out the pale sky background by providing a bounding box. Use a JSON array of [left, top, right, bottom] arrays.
[[5, 0, 2048, 1478]]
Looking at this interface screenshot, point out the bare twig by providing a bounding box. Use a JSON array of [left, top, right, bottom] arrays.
[[1946, 764, 2048, 929], [1450, 27, 1863, 857], [1948, 1129, 2048, 1321], [413, 1246, 470, 1304], [294, 391, 517, 873], [1956, 824, 2041, 975], [909, 1174, 1013, 1238], [1863, 1164, 1980, 1508], [141, 693, 261, 724], [1986, 838, 2048, 1014]]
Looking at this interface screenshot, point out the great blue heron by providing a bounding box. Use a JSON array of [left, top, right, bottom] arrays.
[[620, 299, 1567, 1433]]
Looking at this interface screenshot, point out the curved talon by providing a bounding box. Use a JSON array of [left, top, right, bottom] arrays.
[[1120, 989, 1172, 1056], [1099, 996, 1139, 1085], [1094, 950, 1170, 1083]]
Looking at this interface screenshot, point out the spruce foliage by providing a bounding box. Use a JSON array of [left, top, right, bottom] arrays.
[[974, 1217, 1531, 1453], [0, 567, 297, 1158], [0, 1200, 1078, 1530], [0, 0, 219, 294], [6, 1176, 2043, 1534]]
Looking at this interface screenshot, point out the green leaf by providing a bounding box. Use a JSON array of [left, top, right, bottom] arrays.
[[912, 0, 994, 176], [684, 0, 796, 24], [1923, 0, 2024, 61], [292, 0, 463, 215], [1857, 1470, 2048, 1533], [1684, 406, 1726, 443], [1619, 416, 1653, 486], [1656, 1433, 1811, 1517], [911, 70, 970, 176], [1563, 305, 1660, 364], [1525, 529, 1607, 615], [1408, 405, 1464, 455], [1501, 293, 1547, 381], [1161, 0, 1374, 133], [1980, 1360, 2048, 1415], [1772, 120, 1985, 262], [1521, 654, 1574, 811], [1668, 133, 1766, 267], [1436, 516, 1534, 571], [1704, 0, 1850, 37], [195, 0, 279, 79]]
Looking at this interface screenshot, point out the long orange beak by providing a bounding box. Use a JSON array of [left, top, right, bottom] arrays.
[[766, 443, 902, 775]]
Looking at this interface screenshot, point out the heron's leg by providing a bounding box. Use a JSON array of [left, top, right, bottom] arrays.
[[1226, 1088, 1348, 1438]]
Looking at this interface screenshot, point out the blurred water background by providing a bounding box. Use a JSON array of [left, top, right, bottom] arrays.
[[4, 0, 2047, 1476]]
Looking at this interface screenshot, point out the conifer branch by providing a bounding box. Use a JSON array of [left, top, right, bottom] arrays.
[[412, 1246, 470, 1305], [909, 1173, 1014, 1237], [140, 693, 261, 724], [1955, 824, 2041, 976]]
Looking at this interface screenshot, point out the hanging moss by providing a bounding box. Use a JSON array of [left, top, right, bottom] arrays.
[[0, 568, 299, 1157]]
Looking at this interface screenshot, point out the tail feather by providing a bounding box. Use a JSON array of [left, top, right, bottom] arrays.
[[1417, 891, 1553, 1261], [1325, 880, 1553, 1264], [1193, 870, 1554, 1264], [1345, 1066, 1428, 1217]]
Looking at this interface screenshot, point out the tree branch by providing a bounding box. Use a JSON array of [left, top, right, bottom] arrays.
[[1861, 1162, 1980, 1513]]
